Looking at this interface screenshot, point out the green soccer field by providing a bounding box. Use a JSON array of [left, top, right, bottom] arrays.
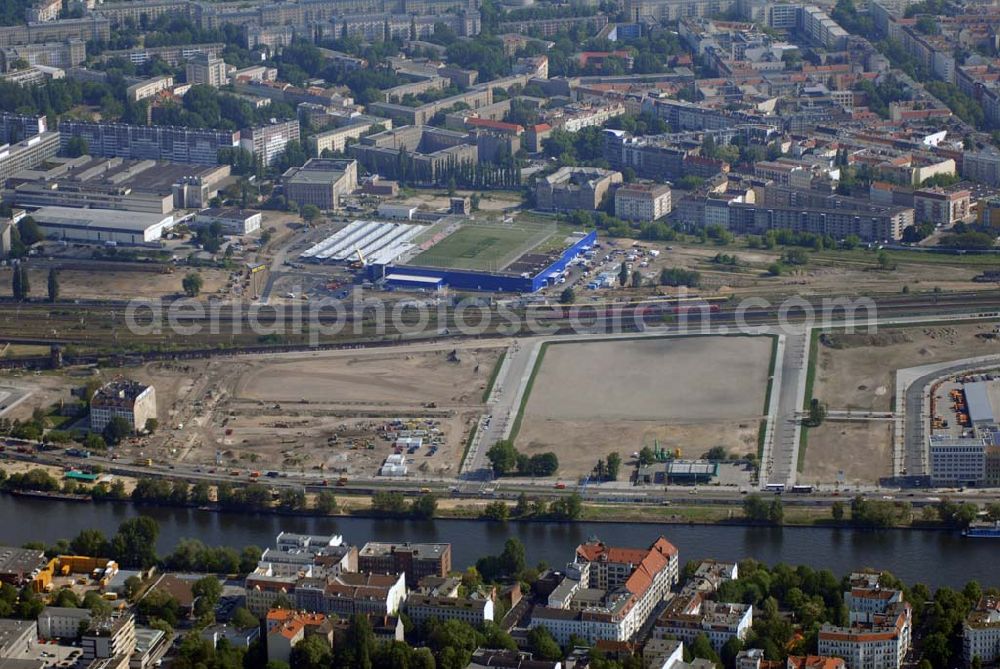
[[409, 223, 553, 271]]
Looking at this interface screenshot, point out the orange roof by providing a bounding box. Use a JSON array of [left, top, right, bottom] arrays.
[[788, 656, 847, 669], [577, 537, 677, 600], [267, 610, 328, 640], [466, 117, 524, 133]]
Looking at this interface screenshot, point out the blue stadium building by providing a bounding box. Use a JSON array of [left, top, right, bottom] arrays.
[[372, 230, 597, 293]]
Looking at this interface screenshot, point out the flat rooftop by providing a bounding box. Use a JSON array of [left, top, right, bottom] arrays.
[[32, 206, 173, 232], [358, 542, 449, 559], [0, 546, 46, 578], [12, 155, 223, 193]]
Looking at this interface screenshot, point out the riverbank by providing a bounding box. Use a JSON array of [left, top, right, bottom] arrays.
[[0, 491, 993, 589], [0, 484, 969, 532]]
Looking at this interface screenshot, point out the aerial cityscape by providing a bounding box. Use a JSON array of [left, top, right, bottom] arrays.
[[0, 0, 996, 667]]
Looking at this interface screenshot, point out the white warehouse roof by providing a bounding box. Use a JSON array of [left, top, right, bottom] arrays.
[[31, 206, 175, 243]]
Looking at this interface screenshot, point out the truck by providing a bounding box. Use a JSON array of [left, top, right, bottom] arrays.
[[66, 448, 90, 458]]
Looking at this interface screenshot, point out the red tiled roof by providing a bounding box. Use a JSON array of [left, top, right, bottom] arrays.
[[466, 117, 524, 133]]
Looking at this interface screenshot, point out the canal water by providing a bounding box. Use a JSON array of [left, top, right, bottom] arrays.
[[2, 495, 990, 588]]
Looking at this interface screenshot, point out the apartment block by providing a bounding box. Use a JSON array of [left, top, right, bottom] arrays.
[[964, 595, 1000, 667], [0, 131, 60, 183], [186, 53, 228, 87], [615, 184, 672, 222], [27, 0, 63, 23], [727, 201, 909, 242], [357, 542, 451, 580], [89, 380, 156, 434], [0, 16, 110, 48], [126, 76, 174, 103], [653, 594, 753, 652], [293, 572, 407, 618], [351, 126, 477, 185], [2, 39, 86, 69], [536, 166, 623, 212], [240, 120, 300, 167], [818, 576, 911, 669], [405, 594, 494, 626], [58, 121, 239, 165], [265, 610, 333, 665], [308, 120, 383, 156], [912, 187, 971, 227], [82, 615, 137, 663], [528, 537, 679, 644]]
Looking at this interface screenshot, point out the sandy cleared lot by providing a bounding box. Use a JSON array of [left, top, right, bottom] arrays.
[[234, 348, 496, 405], [525, 337, 772, 421], [801, 420, 893, 485], [517, 336, 772, 478], [814, 323, 1000, 412], [118, 345, 503, 477]]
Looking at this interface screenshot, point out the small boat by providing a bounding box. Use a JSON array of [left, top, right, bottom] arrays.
[[963, 521, 1000, 538]]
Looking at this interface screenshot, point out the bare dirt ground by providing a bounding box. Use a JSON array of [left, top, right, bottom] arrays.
[[587, 240, 996, 299], [814, 323, 1000, 412], [801, 420, 893, 486], [517, 419, 760, 480], [517, 336, 772, 479], [399, 189, 522, 213], [117, 344, 503, 477]]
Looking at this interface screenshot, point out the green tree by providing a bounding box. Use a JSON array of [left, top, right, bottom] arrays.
[[315, 491, 338, 514], [689, 633, 721, 665], [192, 575, 222, 617], [278, 487, 306, 511], [300, 204, 321, 223], [289, 634, 332, 669], [559, 287, 575, 304], [46, 269, 58, 303], [182, 272, 203, 297], [832, 501, 845, 521], [18, 218, 42, 245], [703, 446, 728, 461], [486, 439, 518, 475], [606, 452, 621, 480], [65, 136, 89, 158], [11, 264, 28, 301], [102, 416, 133, 446], [110, 516, 159, 568], [526, 626, 562, 661], [231, 607, 258, 629], [410, 493, 437, 519], [805, 398, 827, 427], [70, 529, 110, 556], [618, 261, 628, 287], [482, 500, 510, 521], [768, 497, 784, 524]]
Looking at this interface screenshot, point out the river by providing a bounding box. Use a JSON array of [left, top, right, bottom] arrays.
[[2, 495, 992, 589]]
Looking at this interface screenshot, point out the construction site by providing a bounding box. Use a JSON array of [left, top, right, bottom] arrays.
[[17, 342, 505, 479]]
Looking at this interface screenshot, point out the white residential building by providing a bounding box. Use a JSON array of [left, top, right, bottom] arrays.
[[818, 576, 911, 669], [964, 595, 1000, 667], [615, 183, 672, 221], [528, 537, 679, 644], [653, 594, 753, 652]]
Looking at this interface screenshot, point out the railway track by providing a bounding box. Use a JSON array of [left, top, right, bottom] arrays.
[[0, 291, 992, 368]]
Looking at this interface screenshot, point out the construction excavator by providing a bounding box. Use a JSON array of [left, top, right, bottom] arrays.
[[349, 246, 367, 270]]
